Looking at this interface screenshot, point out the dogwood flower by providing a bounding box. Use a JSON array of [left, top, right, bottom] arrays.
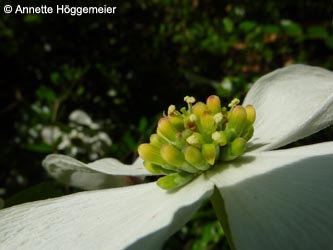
[[1, 64, 333, 250]]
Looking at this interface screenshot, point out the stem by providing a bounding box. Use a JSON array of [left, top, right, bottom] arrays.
[[210, 186, 236, 250], [51, 98, 61, 123]]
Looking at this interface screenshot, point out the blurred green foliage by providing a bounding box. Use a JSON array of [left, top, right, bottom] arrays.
[[0, 0, 332, 249]]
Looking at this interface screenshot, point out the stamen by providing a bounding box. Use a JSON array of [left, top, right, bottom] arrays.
[[228, 98, 240, 108], [168, 105, 176, 116], [184, 96, 196, 104], [213, 113, 223, 124], [184, 96, 196, 112]]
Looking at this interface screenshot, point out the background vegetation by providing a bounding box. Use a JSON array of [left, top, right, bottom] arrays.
[[1, 0, 332, 249]]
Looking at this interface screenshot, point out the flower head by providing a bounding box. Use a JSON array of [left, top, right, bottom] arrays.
[[1, 65, 333, 250], [138, 95, 255, 189]]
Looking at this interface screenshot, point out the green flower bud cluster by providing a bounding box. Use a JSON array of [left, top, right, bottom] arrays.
[[138, 95, 256, 190]]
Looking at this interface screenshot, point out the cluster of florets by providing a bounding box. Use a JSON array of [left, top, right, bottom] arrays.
[[138, 95, 256, 190]]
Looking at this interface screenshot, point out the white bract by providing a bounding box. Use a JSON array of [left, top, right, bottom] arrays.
[[1, 64, 333, 250]]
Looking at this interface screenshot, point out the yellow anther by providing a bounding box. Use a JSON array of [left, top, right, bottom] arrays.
[[184, 96, 196, 112], [186, 132, 204, 146], [186, 134, 199, 145], [168, 105, 176, 115], [230, 137, 247, 157], [189, 114, 197, 122], [184, 96, 196, 104], [213, 113, 223, 124], [212, 131, 227, 146], [212, 131, 221, 141], [228, 98, 240, 108]]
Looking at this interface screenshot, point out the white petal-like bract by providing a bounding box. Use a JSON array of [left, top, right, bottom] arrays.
[[87, 156, 151, 176], [0, 175, 213, 250], [244, 64, 333, 151], [43, 154, 150, 190], [210, 142, 333, 250]]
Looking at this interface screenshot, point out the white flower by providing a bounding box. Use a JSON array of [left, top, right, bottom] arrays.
[[41, 110, 113, 161], [69, 110, 100, 130], [1, 64, 333, 250], [41, 126, 63, 145]]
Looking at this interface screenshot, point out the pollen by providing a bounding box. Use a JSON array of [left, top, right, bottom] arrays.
[[228, 98, 240, 108]]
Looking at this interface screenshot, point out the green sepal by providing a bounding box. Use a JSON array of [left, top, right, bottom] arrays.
[[143, 161, 174, 175], [241, 124, 254, 141], [219, 137, 246, 161], [230, 137, 246, 156], [157, 173, 195, 190], [225, 128, 237, 141]]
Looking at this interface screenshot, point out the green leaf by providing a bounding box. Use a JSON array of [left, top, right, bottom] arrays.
[[325, 37, 333, 48], [239, 21, 257, 32], [138, 117, 148, 133], [281, 20, 303, 36], [23, 143, 54, 153], [223, 18, 234, 33], [36, 86, 57, 103], [192, 221, 224, 250], [50, 72, 61, 85], [262, 24, 279, 34], [307, 26, 328, 39]]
